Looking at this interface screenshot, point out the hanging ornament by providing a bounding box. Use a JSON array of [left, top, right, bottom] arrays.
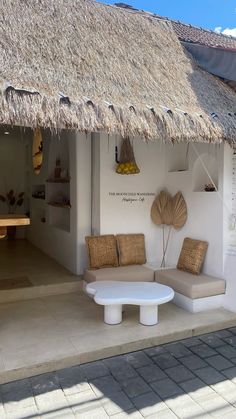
[[116, 137, 140, 175]]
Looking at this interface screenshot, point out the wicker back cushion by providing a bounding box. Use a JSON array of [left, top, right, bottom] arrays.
[[116, 234, 146, 266], [86, 235, 118, 269], [177, 237, 208, 275]]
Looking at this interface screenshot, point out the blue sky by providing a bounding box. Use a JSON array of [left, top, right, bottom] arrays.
[[100, 0, 236, 36]]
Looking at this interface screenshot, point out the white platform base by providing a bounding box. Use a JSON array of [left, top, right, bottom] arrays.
[[173, 292, 225, 313]]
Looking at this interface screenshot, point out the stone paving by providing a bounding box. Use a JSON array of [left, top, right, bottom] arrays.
[[2, 329, 236, 418]]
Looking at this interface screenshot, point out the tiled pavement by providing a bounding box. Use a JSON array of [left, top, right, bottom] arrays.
[[3, 329, 236, 418]]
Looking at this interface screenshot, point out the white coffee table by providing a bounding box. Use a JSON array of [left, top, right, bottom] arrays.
[[86, 281, 174, 326]]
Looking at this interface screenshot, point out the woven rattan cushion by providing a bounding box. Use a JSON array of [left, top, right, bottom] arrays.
[[116, 234, 146, 266], [177, 237, 208, 275], [86, 235, 118, 269]]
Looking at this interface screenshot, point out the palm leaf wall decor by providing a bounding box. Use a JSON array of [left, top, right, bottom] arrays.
[[151, 190, 187, 266]]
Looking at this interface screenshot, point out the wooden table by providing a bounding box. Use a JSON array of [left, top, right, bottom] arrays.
[[0, 215, 30, 238]]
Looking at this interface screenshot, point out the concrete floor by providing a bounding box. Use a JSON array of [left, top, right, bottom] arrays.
[[0, 240, 82, 303], [0, 291, 236, 385], [2, 329, 236, 418], [0, 240, 78, 286], [1, 239, 236, 392]]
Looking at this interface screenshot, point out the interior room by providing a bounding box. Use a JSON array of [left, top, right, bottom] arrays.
[[0, 126, 91, 302]]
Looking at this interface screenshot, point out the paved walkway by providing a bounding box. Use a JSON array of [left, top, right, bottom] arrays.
[[2, 329, 236, 418]]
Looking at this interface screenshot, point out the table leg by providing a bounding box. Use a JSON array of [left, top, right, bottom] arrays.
[[104, 304, 122, 325], [140, 305, 158, 326]]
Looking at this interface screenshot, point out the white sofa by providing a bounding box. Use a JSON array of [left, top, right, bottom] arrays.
[[84, 264, 226, 313], [155, 268, 226, 313], [84, 264, 154, 283]]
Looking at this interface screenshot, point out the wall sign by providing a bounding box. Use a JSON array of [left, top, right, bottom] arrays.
[[108, 192, 155, 204]]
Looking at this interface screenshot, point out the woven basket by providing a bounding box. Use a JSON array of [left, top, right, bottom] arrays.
[[86, 235, 119, 269], [116, 137, 140, 175], [116, 234, 146, 266], [177, 237, 208, 275]]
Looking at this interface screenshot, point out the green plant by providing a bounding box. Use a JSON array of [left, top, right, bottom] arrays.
[[0, 190, 24, 214]]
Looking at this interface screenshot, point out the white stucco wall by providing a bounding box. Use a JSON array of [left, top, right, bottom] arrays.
[[26, 131, 76, 272], [92, 134, 225, 278], [165, 143, 224, 278], [27, 131, 91, 275], [222, 144, 236, 312], [92, 134, 166, 263], [74, 133, 92, 274]]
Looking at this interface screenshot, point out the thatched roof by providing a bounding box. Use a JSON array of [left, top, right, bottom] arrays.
[[1, 0, 236, 143]]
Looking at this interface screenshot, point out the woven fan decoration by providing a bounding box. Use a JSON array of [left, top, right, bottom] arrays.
[[151, 190, 187, 267], [116, 137, 140, 175]]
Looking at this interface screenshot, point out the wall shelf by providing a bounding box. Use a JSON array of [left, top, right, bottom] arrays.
[[168, 170, 189, 174], [47, 202, 71, 209], [193, 191, 218, 194], [46, 178, 70, 184], [47, 137, 70, 232], [192, 153, 218, 192], [31, 184, 45, 200], [167, 144, 189, 173]]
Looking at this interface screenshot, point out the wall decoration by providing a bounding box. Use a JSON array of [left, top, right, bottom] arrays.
[[32, 128, 43, 175], [204, 183, 216, 192], [116, 137, 140, 175], [109, 191, 155, 204], [0, 190, 24, 214], [54, 157, 62, 179], [151, 190, 187, 266]]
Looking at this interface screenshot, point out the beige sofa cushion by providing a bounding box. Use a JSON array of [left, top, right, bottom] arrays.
[[84, 265, 154, 283], [155, 268, 225, 299], [116, 234, 146, 266], [85, 235, 118, 269], [177, 238, 208, 275]]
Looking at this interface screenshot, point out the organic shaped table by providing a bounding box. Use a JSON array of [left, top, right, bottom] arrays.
[[86, 281, 174, 325], [0, 215, 30, 239]]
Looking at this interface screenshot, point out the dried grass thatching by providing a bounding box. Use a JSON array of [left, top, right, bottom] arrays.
[[1, 0, 236, 143]]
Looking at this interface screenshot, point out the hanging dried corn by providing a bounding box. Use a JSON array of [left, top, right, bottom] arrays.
[[116, 137, 140, 175]]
